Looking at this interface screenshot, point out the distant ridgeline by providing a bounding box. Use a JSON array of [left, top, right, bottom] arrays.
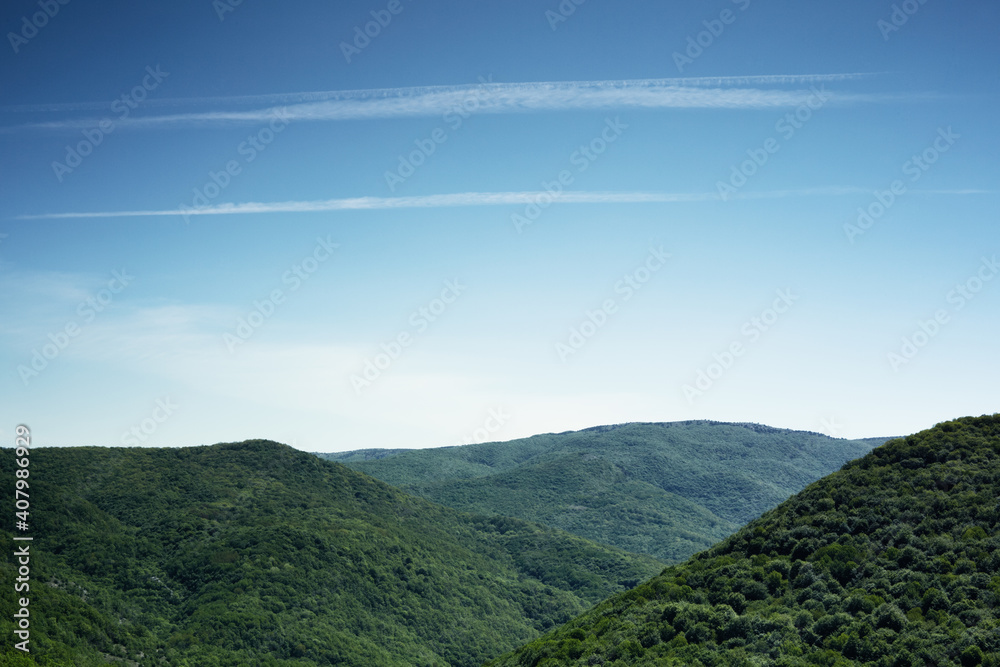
[[490, 414, 1000, 666], [0, 441, 663, 666], [321, 421, 890, 563]]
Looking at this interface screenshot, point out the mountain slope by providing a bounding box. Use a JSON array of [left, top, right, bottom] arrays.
[[321, 421, 888, 562], [489, 414, 1000, 666], [0, 441, 663, 667]]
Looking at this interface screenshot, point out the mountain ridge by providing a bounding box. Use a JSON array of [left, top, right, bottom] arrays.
[[322, 420, 893, 458], [320, 421, 891, 563], [489, 414, 1000, 666]]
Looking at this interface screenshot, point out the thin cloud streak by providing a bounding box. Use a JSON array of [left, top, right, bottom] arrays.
[[21, 186, 992, 221], [1, 74, 910, 133], [18, 191, 715, 219], [1, 73, 877, 113]]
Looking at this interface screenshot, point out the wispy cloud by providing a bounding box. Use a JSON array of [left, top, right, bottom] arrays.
[[0, 73, 876, 113], [18, 186, 991, 221], [0, 269, 109, 307], [1, 73, 911, 133], [15, 191, 713, 220]]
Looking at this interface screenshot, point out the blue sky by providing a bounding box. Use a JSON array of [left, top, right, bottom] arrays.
[[1, 0, 997, 451]]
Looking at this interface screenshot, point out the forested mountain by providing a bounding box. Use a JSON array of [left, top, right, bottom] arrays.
[[321, 422, 888, 563], [0, 441, 662, 666], [489, 414, 1000, 666]]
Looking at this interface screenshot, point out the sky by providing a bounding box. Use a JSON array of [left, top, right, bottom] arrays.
[[0, 0, 997, 452]]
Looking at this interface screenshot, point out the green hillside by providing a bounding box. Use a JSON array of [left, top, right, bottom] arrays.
[[0, 441, 662, 667], [322, 422, 887, 563], [489, 414, 1000, 666]]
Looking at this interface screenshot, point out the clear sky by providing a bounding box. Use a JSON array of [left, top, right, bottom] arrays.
[[1, 0, 997, 451]]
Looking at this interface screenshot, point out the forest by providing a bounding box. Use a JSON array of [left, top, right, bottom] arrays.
[[4, 417, 995, 665], [0, 440, 660, 666], [326, 421, 886, 563], [490, 415, 1000, 666]]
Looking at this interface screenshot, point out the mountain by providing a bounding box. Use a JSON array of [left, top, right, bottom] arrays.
[[0, 440, 662, 667], [321, 421, 889, 563], [489, 414, 1000, 666]]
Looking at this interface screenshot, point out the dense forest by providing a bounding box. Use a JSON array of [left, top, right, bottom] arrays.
[[323, 421, 887, 563], [6, 417, 988, 666], [489, 414, 1000, 666], [0, 441, 662, 666]]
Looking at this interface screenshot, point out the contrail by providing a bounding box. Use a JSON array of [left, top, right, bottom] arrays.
[[0, 73, 878, 113], [16, 186, 989, 221], [1, 73, 908, 133], [22, 186, 972, 221], [16, 191, 714, 219]]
